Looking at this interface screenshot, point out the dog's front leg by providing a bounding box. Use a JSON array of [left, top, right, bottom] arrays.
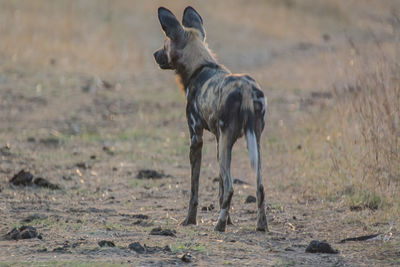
[[181, 130, 203, 226]]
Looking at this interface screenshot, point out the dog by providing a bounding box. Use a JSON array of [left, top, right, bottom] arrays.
[[154, 6, 268, 232]]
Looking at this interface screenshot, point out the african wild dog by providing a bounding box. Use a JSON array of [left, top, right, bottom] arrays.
[[154, 6, 268, 232]]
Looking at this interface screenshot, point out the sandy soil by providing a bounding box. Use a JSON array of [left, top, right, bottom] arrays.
[[0, 1, 399, 266]]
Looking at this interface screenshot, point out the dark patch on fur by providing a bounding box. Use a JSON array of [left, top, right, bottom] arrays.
[[253, 88, 264, 99], [219, 89, 243, 131], [182, 62, 219, 91]]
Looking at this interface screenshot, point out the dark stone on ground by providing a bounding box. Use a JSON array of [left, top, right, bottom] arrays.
[[102, 80, 113, 89], [245, 195, 257, 203], [62, 175, 73, 181], [150, 227, 176, 237], [33, 177, 60, 190], [233, 178, 249, 185], [180, 253, 193, 263], [39, 137, 61, 147], [4, 226, 39, 240], [305, 240, 338, 254], [137, 169, 170, 179], [76, 162, 90, 169], [103, 146, 115, 156], [27, 137, 36, 143], [98, 240, 115, 247], [1, 144, 11, 156], [131, 214, 149, 219], [129, 242, 145, 253], [9, 170, 33, 186], [340, 234, 380, 243]]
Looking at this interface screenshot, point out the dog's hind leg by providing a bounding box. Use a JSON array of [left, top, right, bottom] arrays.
[[217, 141, 233, 225], [254, 112, 268, 232], [255, 140, 268, 231], [181, 129, 203, 226], [214, 132, 234, 232], [218, 175, 233, 225]]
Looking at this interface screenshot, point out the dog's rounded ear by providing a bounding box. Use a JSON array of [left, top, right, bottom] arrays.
[[158, 7, 185, 42], [182, 6, 205, 40]]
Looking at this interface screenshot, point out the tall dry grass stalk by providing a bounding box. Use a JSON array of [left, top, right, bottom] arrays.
[[328, 29, 400, 215]]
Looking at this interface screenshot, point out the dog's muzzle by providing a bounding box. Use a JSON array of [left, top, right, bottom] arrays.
[[153, 50, 170, 69]]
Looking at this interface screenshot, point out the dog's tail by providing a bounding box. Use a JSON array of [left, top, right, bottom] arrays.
[[242, 88, 258, 172]]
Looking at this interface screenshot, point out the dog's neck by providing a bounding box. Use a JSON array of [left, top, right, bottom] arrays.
[[176, 61, 219, 91], [175, 32, 218, 91]]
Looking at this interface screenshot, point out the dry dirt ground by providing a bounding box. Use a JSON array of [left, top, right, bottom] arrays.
[[0, 1, 399, 266]]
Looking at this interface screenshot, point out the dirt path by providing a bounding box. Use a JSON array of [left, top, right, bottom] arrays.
[[1, 1, 399, 266]]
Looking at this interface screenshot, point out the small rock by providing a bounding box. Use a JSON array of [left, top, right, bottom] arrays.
[[62, 175, 73, 181], [233, 178, 249, 185], [27, 137, 36, 143], [98, 240, 115, 247], [163, 245, 172, 252], [103, 146, 115, 156], [4, 226, 39, 240], [137, 169, 169, 179], [180, 252, 192, 263], [76, 162, 89, 169], [129, 242, 145, 253], [33, 177, 60, 190], [131, 214, 149, 220], [9, 170, 33, 186], [322, 33, 331, 42], [305, 240, 338, 254], [244, 195, 256, 203], [0, 144, 11, 156], [340, 234, 380, 243], [39, 137, 61, 147], [150, 227, 176, 237], [102, 80, 113, 89]]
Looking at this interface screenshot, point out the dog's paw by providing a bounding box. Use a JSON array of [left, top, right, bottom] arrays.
[[227, 215, 234, 225], [180, 217, 196, 226], [256, 222, 268, 232]]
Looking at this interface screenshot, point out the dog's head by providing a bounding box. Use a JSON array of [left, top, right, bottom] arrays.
[[153, 6, 206, 70]]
